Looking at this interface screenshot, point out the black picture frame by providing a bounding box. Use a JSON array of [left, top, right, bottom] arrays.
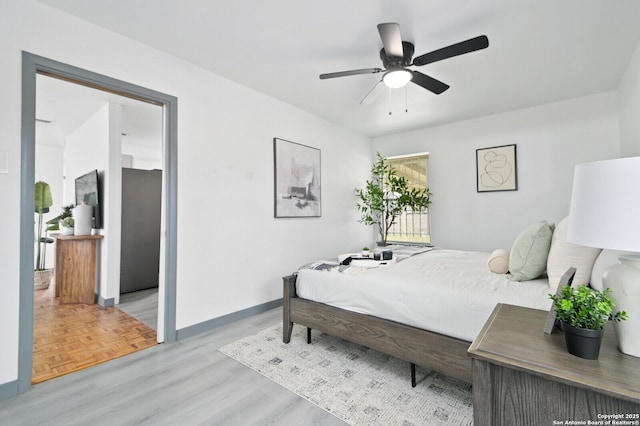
[[476, 144, 518, 192], [273, 138, 321, 218]]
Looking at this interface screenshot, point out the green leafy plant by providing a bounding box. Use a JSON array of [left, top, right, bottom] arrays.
[[355, 153, 432, 246], [34, 181, 54, 271], [550, 285, 628, 330], [46, 204, 74, 231], [60, 217, 75, 228]]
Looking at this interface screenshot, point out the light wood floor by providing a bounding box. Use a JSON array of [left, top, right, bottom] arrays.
[[118, 288, 159, 331], [32, 285, 158, 384], [2, 307, 346, 425]]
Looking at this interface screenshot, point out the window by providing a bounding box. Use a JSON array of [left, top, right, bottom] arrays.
[[385, 153, 430, 244]]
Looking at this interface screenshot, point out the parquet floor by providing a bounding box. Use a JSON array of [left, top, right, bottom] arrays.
[[33, 284, 157, 384]]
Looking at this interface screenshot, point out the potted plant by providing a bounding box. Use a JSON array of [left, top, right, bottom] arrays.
[[361, 246, 371, 257], [34, 181, 54, 290], [47, 204, 75, 235], [549, 285, 627, 359], [355, 153, 431, 246], [47, 204, 73, 228], [59, 217, 75, 236]]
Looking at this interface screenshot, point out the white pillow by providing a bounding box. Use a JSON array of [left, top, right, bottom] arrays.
[[590, 249, 626, 291], [509, 221, 554, 281], [547, 217, 601, 289], [488, 249, 509, 274]]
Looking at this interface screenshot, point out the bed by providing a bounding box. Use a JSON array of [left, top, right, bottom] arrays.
[[282, 219, 607, 384]]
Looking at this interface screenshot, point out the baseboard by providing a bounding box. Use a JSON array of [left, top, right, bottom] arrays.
[[98, 295, 115, 307], [176, 298, 282, 340], [0, 379, 18, 401]]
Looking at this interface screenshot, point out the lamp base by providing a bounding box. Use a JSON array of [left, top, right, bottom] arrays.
[[603, 254, 640, 358]]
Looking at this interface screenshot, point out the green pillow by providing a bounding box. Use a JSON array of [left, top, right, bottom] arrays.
[[509, 221, 554, 281]]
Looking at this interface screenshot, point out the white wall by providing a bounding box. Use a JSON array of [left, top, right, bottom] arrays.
[[619, 39, 640, 157], [64, 104, 110, 206], [65, 102, 124, 303], [372, 92, 621, 252], [174, 85, 372, 328], [122, 144, 162, 170], [0, 0, 371, 386], [106, 103, 123, 303], [121, 103, 164, 170]]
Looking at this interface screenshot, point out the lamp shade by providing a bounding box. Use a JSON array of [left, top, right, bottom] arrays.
[[567, 156, 640, 252]]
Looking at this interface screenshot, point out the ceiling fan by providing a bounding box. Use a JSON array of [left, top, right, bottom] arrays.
[[319, 23, 489, 97]]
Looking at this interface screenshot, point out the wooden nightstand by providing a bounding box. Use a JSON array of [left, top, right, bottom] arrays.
[[468, 303, 640, 426]]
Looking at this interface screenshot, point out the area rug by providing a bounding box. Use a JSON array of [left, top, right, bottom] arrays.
[[219, 324, 473, 426]]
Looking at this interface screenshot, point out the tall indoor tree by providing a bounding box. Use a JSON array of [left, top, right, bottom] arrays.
[[35, 180, 54, 271], [356, 153, 432, 246]]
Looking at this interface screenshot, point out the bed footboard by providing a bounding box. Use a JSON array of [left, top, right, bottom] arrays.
[[282, 274, 472, 383]]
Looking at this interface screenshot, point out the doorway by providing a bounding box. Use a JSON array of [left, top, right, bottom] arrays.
[[19, 52, 178, 393], [33, 74, 164, 383]]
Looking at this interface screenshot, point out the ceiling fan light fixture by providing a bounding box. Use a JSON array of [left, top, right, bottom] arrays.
[[383, 69, 412, 88]]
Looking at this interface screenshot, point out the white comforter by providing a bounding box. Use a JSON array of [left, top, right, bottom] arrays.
[[296, 248, 552, 342]]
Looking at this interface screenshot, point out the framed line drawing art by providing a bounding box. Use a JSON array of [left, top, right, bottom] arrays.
[[476, 144, 518, 192], [273, 138, 321, 218]]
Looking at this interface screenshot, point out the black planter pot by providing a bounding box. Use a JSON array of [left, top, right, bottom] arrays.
[[561, 322, 604, 360]]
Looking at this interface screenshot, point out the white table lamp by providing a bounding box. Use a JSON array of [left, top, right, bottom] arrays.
[[567, 156, 640, 357]]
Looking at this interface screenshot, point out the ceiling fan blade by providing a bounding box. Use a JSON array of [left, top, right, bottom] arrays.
[[412, 35, 489, 66], [411, 71, 449, 94], [319, 68, 383, 80], [377, 23, 404, 59], [360, 80, 384, 105]]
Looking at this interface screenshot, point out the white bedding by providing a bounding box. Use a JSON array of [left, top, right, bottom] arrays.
[[296, 248, 553, 342]]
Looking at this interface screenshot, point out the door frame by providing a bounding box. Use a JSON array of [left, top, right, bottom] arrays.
[[19, 52, 178, 393]]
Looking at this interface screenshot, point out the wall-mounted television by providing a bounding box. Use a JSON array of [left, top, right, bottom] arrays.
[[75, 169, 102, 229]]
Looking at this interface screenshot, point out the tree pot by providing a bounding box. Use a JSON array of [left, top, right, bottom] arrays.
[[561, 322, 604, 360], [60, 226, 74, 236], [34, 269, 53, 291]]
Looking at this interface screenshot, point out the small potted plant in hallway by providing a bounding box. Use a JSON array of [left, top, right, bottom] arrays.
[[59, 216, 75, 236], [47, 204, 74, 229], [47, 204, 75, 236], [550, 285, 627, 359]]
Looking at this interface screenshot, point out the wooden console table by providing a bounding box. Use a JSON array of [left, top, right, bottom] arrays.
[[468, 303, 640, 425], [53, 234, 104, 304]]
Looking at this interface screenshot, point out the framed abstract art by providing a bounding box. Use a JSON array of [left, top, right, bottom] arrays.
[[273, 138, 321, 218]]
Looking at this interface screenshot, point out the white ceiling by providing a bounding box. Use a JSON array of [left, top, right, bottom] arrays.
[[36, 74, 163, 150], [38, 0, 640, 138]]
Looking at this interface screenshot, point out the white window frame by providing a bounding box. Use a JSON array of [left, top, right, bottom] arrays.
[[384, 152, 431, 245]]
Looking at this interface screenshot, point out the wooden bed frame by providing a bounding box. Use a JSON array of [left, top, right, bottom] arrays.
[[282, 274, 473, 383]]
